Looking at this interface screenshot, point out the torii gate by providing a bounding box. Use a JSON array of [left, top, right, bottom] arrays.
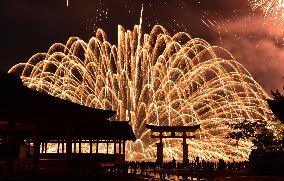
[[146, 124, 200, 163]]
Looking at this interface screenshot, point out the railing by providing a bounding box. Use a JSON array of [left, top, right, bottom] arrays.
[[0, 158, 33, 177], [40, 153, 124, 163], [0, 153, 127, 179]]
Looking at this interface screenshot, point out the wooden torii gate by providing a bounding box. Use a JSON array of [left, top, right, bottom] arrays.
[[146, 124, 200, 163]]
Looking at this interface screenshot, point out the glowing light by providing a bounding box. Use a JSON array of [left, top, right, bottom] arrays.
[[9, 22, 275, 161], [66, 0, 69, 7], [249, 0, 284, 31]]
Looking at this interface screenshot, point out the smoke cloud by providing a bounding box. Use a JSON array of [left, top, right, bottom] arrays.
[[215, 16, 284, 95]]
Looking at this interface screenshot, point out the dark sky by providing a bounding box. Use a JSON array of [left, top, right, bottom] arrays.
[[1, 0, 284, 94]]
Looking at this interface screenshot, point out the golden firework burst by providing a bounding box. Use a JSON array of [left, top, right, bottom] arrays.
[[9, 22, 275, 161]]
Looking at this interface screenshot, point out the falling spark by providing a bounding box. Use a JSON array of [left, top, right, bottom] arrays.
[[9, 22, 276, 161], [67, 0, 69, 7], [201, 19, 210, 28], [201, 11, 226, 44]]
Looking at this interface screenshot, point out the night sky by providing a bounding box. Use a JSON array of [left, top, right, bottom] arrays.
[[1, 0, 284, 94]]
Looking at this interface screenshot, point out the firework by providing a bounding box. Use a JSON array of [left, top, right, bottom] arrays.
[[250, 0, 284, 31], [9, 22, 275, 161]]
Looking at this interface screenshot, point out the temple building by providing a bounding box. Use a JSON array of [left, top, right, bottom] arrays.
[[0, 72, 136, 175]]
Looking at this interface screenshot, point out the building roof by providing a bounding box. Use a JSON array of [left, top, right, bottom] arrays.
[[0, 121, 136, 141], [0, 72, 136, 141], [0, 72, 116, 127]]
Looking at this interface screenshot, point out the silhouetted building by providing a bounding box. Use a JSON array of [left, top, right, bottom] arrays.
[[0, 72, 135, 176]]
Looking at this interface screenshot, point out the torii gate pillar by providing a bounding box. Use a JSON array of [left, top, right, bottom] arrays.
[[156, 142, 163, 163], [182, 132, 189, 164]]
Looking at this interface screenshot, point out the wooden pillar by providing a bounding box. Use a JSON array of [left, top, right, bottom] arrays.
[[122, 140, 126, 162], [113, 141, 116, 163], [156, 143, 163, 163], [33, 125, 40, 172], [78, 140, 81, 154], [90, 140, 93, 154], [45, 141, 48, 153], [6, 120, 16, 174], [156, 132, 163, 163], [66, 129, 72, 165], [57, 140, 60, 154], [182, 132, 189, 164], [41, 142, 44, 153], [118, 141, 122, 162], [62, 141, 64, 153], [119, 141, 122, 155], [114, 142, 116, 154], [106, 142, 109, 154], [73, 141, 76, 153], [96, 141, 99, 154], [26, 139, 30, 156]]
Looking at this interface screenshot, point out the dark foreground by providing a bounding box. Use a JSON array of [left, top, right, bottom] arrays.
[[1, 167, 284, 181], [1, 159, 284, 181], [1, 173, 284, 181]]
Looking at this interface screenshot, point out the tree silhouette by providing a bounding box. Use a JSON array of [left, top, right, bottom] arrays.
[[227, 88, 284, 175], [228, 119, 269, 146], [267, 90, 284, 124]]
